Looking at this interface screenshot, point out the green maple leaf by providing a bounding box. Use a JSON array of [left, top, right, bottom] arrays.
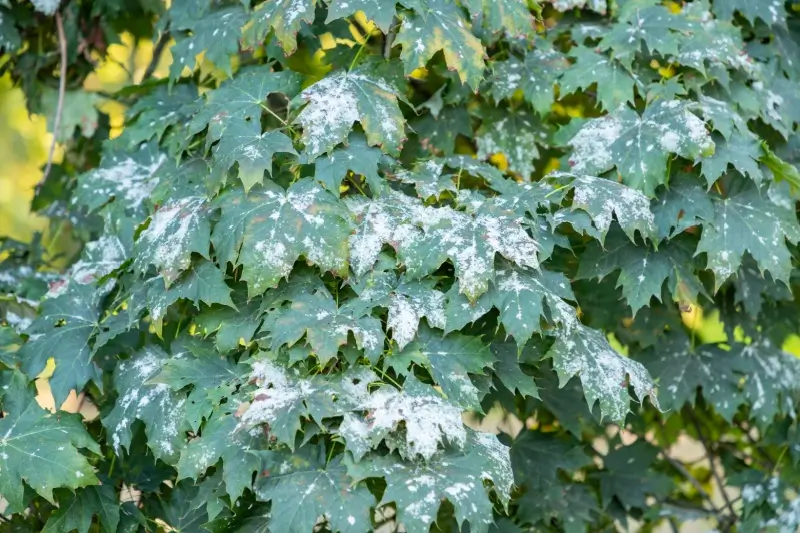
[[488, 45, 569, 115], [394, 0, 486, 90], [396, 159, 457, 199], [134, 187, 212, 285], [552, 171, 657, 244], [212, 179, 351, 296], [348, 430, 514, 533], [313, 133, 385, 196], [349, 270, 445, 351], [569, 100, 715, 196], [697, 95, 748, 141], [651, 173, 714, 240], [169, 6, 248, 79], [338, 375, 466, 461], [515, 479, 598, 533], [400, 202, 542, 301], [547, 324, 659, 421], [559, 47, 636, 112], [188, 66, 302, 146], [411, 106, 473, 156], [636, 334, 745, 420], [144, 259, 235, 325], [489, 343, 540, 398], [0, 376, 100, 513], [121, 85, 197, 147], [696, 183, 800, 289], [398, 323, 494, 410], [595, 442, 672, 510], [600, 5, 691, 66], [244, 0, 315, 54], [211, 117, 297, 191], [712, 0, 786, 26], [195, 291, 263, 352], [294, 63, 406, 159], [268, 291, 385, 364], [476, 108, 547, 178], [578, 231, 707, 315], [0, 8, 21, 53], [41, 485, 120, 533], [18, 282, 106, 408], [736, 339, 800, 425], [700, 131, 764, 187], [511, 430, 591, 488], [489, 263, 578, 345], [74, 143, 166, 218], [177, 413, 260, 504], [103, 346, 189, 464], [68, 233, 129, 284], [462, 0, 537, 39], [325, 0, 398, 32], [676, 17, 748, 79], [734, 256, 792, 318], [255, 447, 374, 533]]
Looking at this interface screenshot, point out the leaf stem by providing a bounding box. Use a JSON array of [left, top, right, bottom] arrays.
[[349, 32, 371, 72], [142, 30, 171, 82]]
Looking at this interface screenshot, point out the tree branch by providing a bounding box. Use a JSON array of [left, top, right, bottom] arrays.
[[37, 10, 67, 193], [687, 411, 738, 531], [142, 30, 170, 82]]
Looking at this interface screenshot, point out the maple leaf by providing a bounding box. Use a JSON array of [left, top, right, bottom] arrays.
[[696, 183, 800, 289], [313, 133, 385, 196], [476, 108, 548, 178], [103, 346, 189, 464], [212, 179, 351, 296], [462, 0, 537, 39], [559, 47, 637, 112], [134, 188, 211, 285], [0, 373, 100, 513], [169, 6, 248, 79], [347, 431, 514, 533], [211, 117, 297, 191], [488, 44, 569, 115], [244, 0, 315, 54], [568, 100, 715, 196], [268, 291, 385, 364], [547, 324, 659, 421], [394, 0, 487, 90], [294, 63, 406, 159]]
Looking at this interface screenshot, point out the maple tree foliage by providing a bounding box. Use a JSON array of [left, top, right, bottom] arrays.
[[3, 0, 800, 531]]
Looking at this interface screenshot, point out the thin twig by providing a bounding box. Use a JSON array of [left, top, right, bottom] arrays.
[[661, 451, 718, 512], [38, 10, 68, 192], [687, 410, 738, 529], [141, 30, 170, 82]]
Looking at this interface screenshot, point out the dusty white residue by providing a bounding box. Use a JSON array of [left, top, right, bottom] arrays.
[[388, 290, 446, 350], [339, 383, 466, 461], [68, 235, 127, 284], [296, 70, 401, 158], [139, 196, 205, 274], [79, 151, 166, 209]]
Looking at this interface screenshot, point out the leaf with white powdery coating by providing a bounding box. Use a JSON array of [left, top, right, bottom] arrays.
[[212, 178, 351, 296], [488, 44, 569, 115], [294, 63, 406, 159], [254, 447, 374, 533], [696, 183, 800, 290], [103, 346, 189, 464], [569, 100, 715, 196], [212, 118, 297, 191], [134, 189, 211, 286], [394, 0, 486, 90], [398, 323, 494, 410], [462, 0, 537, 39], [0, 383, 100, 513], [551, 171, 656, 244], [244, 0, 316, 54], [268, 291, 385, 364], [347, 430, 514, 533], [547, 324, 659, 421], [313, 133, 384, 196]]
